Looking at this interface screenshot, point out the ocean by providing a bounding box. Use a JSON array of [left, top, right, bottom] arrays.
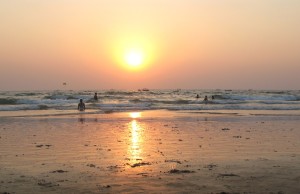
[[1, 89, 300, 116]]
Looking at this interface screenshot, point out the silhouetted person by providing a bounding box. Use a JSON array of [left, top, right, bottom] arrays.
[[78, 99, 85, 111], [212, 95, 215, 100], [204, 96, 208, 101], [94, 92, 98, 100], [196, 94, 200, 99]]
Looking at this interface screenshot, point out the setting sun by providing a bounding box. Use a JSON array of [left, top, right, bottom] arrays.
[[125, 50, 144, 68], [111, 35, 158, 72]]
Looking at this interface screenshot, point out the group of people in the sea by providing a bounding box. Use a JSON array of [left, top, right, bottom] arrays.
[[196, 94, 215, 102], [78, 92, 214, 111], [77, 92, 98, 111]]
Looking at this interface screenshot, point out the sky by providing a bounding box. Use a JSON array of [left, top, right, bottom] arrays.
[[1, 0, 300, 90]]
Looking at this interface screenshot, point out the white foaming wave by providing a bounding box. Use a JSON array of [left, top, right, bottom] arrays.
[[161, 104, 300, 111], [1, 102, 300, 112], [0, 102, 78, 111], [222, 94, 300, 101], [97, 102, 152, 110], [257, 100, 300, 105], [0, 104, 49, 111], [1, 90, 300, 113], [17, 98, 78, 105]]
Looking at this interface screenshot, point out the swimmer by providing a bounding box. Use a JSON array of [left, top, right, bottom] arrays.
[[196, 94, 200, 99], [94, 92, 98, 100], [204, 96, 208, 101], [78, 99, 85, 111]]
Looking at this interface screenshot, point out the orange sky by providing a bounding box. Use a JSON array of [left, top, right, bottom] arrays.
[[0, 0, 299, 90]]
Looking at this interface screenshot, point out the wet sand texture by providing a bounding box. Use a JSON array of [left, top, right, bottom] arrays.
[[1, 111, 300, 193]]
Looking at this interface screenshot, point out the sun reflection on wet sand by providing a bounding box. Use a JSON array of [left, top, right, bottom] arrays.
[[129, 112, 142, 119], [128, 112, 144, 164]]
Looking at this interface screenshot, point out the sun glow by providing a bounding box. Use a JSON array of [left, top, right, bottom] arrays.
[[111, 35, 158, 72], [125, 50, 143, 68]]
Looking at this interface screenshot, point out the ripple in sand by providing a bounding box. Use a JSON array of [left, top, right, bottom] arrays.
[[36, 144, 52, 148], [204, 164, 218, 170], [137, 172, 149, 177], [51, 170, 68, 173], [218, 173, 239, 177], [165, 159, 182, 164], [37, 179, 59, 187], [168, 169, 195, 174], [87, 164, 96, 168], [130, 162, 151, 168], [222, 128, 230, 131]]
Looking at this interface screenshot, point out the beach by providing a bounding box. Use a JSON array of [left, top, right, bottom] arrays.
[[0, 110, 299, 194], [2, 0, 300, 192]]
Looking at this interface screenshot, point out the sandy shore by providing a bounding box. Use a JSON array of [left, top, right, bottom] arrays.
[[0, 110, 300, 193]]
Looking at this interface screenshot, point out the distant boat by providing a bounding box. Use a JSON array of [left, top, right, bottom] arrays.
[[138, 88, 150, 92], [138, 88, 149, 92]]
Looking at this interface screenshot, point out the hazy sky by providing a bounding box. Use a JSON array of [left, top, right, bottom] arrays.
[[1, 0, 299, 90]]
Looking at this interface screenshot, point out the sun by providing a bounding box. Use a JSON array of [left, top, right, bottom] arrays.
[[111, 36, 158, 71], [124, 50, 144, 68]]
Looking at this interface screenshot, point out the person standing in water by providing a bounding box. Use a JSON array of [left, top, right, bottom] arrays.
[[204, 96, 208, 101], [94, 92, 98, 101], [78, 99, 85, 111]]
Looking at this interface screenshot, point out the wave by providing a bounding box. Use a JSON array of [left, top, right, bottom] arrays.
[[212, 94, 300, 102], [130, 98, 142, 103], [257, 100, 300, 105], [1, 102, 300, 112], [104, 90, 137, 96], [1, 90, 300, 113], [153, 99, 191, 104], [38, 105, 49, 110], [44, 94, 78, 100], [0, 98, 18, 105], [263, 90, 292, 95], [66, 95, 77, 100], [15, 92, 42, 96], [163, 105, 300, 111], [129, 98, 244, 105], [103, 95, 125, 99]]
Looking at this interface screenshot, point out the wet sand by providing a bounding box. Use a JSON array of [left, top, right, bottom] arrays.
[[0, 110, 300, 193]]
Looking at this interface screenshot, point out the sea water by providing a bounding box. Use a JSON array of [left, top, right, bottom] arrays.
[[0, 90, 300, 116]]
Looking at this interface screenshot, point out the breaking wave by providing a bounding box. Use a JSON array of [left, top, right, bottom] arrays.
[[0, 98, 18, 105], [1, 90, 300, 112]]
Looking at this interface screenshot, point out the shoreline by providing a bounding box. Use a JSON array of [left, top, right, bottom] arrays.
[[1, 109, 300, 119]]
